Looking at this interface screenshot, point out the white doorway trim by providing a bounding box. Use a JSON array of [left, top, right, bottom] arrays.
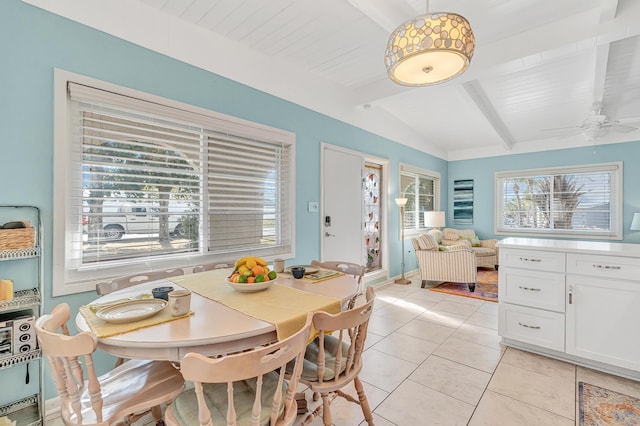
[[320, 143, 390, 285]]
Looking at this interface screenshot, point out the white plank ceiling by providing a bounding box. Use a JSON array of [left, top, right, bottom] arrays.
[[23, 0, 640, 160]]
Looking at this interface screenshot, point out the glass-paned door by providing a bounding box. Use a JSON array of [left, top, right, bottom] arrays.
[[364, 162, 382, 272]]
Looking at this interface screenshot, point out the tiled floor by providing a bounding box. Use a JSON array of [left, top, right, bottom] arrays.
[[48, 275, 640, 425]]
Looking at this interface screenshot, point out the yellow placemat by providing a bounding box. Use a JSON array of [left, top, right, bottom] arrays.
[[170, 269, 341, 340], [79, 305, 192, 338]]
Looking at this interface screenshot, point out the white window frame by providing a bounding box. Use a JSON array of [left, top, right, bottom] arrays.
[[494, 162, 622, 240], [399, 163, 441, 237], [53, 69, 296, 296]]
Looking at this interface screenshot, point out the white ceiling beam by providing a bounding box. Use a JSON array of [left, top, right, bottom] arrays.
[[353, 2, 640, 106], [462, 81, 515, 150], [592, 43, 610, 110], [345, 0, 416, 33], [599, 0, 619, 22], [591, 0, 618, 111]]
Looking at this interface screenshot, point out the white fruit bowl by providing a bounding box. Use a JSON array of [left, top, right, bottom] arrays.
[[225, 276, 277, 292]]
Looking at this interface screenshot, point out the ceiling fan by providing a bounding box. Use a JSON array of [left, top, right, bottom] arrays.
[[541, 106, 639, 140]]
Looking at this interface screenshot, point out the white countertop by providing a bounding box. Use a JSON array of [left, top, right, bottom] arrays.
[[497, 237, 640, 258]]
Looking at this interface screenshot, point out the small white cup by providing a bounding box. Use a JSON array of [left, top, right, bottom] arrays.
[[273, 258, 285, 273], [168, 289, 191, 317]]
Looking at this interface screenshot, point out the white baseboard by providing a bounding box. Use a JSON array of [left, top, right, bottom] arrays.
[[44, 396, 61, 422]]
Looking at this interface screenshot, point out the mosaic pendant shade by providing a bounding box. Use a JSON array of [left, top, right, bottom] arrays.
[[385, 12, 475, 86]]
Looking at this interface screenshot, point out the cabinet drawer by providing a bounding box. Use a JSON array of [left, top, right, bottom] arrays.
[[567, 253, 640, 281], [500, 249, 565, 273], [499, 303, 564, 352], [499, 267, 565, 312]]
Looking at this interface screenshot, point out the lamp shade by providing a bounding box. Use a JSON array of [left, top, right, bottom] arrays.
[[424, 211, 445, 228], [395, 198, 408, 207], [631, 213, 640, 231], [385, 12, 475, 86]]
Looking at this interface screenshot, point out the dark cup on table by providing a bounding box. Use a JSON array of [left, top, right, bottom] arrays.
[[291, 266, 305, 279], [151, 286, 174, 300]]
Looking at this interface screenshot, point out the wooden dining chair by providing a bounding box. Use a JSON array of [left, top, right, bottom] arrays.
[[165, 314, 312, 426], [310, 260, 365, 307], [35, 303, 185, 426], [298, 286, 376, 426], [192, 260, 233, 274], [95, 268, 185, 296]]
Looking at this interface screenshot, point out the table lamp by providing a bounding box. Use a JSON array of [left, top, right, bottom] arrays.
[[424, 211, 445, 243], [395, 198, 411, 285]]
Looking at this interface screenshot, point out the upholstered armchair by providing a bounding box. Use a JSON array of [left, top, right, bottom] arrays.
[[441, 228, 499, 269], [412, 234, 478, 292]]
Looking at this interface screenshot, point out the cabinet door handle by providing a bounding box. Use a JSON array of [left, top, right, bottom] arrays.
[[592, 264, 621, 270], [519, 257, 542, 262], [518, 285, 541, 292], [518, 322, 541, 330], [568, 284, 573, 305]]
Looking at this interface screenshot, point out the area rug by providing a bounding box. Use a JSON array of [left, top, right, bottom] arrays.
[[429, 268, 498, 302], [579, 382, 640, 425]]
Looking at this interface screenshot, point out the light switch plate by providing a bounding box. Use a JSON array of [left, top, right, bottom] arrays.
[[308, 202, 319, 212]]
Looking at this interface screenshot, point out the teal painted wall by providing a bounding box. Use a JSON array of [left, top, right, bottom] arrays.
[[448, 141, 640, 244], [3, 0, 640, 408], [0, 1, 447, 403]]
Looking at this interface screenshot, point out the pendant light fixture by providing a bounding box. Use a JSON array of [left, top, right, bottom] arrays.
[[384, 1, 475, 86]]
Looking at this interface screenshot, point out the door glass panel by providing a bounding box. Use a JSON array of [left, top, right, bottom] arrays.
[[364, 162, 382, 272]]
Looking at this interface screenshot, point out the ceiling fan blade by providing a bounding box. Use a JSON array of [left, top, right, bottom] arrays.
[[540, 125, 581, 132]]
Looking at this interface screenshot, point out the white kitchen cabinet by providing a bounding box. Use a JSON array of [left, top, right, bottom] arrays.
[[498, 237, 640, 380]]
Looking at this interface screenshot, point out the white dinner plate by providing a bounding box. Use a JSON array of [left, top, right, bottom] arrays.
[[286, 265, 319, 275], [225, 277, 277, 292], [96, 299, 167, 324]]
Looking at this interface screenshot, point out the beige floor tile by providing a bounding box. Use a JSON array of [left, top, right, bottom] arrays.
[[476, 301, 499, 314], [404, 289, 447, 303], [488, 362, 575, 419], [299, 379, 388, 426], [392, 296, 438, 311], [410, 355, 492, 405], [374, 379, 474, 426], [442, 294, 486, 307], [469, 390, 574, 426], [367, 313, 406, 337], [366, 413, 398, 425], [501, 347, 576, 381], [373, 303, 424, 323], [576, 365, 640, 400], [417, 309, 468, 328], [429, 300, 478, 317], [451, 322, 504, 351], [396, 317, 456, 344], [359, 349, 418, 392], [370, 331, 439, 364], [433, 337, 503, 373], [363, 330, 384, 350], [466, 310, 499, 330]]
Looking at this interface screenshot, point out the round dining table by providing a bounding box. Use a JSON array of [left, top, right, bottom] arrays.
[[76, 270, 358, 362]]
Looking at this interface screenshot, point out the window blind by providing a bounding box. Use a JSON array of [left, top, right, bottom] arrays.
[[64, 80, 294, 280], [495, 162, 622, 238], [399, 164, 440, 232]]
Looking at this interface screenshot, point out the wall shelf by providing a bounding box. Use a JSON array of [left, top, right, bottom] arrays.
[[0, 206, 43, 426], [0, 394, 42, 426], [0, 289, 41, 314]]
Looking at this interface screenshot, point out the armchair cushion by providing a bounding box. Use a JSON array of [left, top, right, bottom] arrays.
[[442, 228, 499, 269], [416, 233, 439, 251]]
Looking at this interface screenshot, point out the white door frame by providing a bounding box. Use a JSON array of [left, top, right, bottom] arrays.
[[320, 143, 390, 284]]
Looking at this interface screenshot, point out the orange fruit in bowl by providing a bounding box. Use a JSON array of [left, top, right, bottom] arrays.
[[252, 265, 265, 276]]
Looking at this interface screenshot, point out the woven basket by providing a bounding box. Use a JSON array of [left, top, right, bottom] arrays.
[[0, 227, 36, 251]]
